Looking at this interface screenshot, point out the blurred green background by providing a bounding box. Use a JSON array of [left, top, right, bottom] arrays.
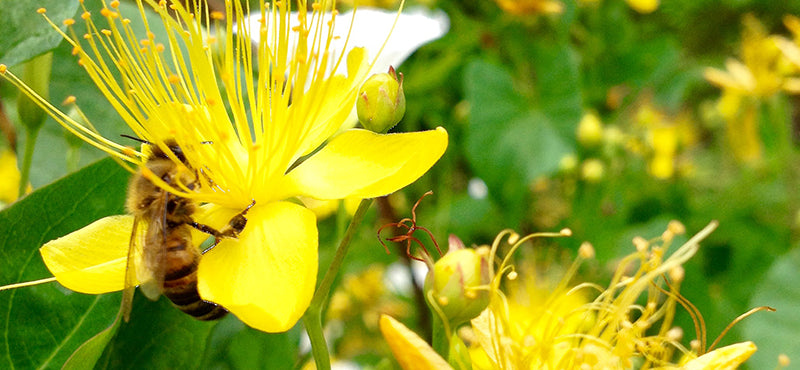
[[1, 0, 800, 368]]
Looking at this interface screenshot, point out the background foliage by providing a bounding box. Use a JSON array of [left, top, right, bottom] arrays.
[[1, 0, 799, 368]]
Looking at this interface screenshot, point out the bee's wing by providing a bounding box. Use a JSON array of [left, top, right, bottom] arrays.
[[138, 191, 169, 301], [122, 217, 142, 322]]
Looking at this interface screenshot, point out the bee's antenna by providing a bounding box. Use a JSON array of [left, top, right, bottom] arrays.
[[200, 140, 213, 145], [120, 134, 152, 145]]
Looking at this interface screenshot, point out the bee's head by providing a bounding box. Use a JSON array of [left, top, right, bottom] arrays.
[[120, 135, 188, 164], [150, 139, 187, 164]]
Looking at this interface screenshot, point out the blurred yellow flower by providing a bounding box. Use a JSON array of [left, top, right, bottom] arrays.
[[2, 0, 447, 332], [0, 148, 21, 205], [493, 0, 564, 15], [631, 103, 698, 179], [626, 0, 659, 14], [704, 14, 800, 163]]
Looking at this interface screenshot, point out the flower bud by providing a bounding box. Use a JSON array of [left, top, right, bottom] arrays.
[[16, 52, 53, 133], [424, 244, 491, 325], [576, 112, 603, 148], [580, 158, 605, 183], [357, 66, 406, 133]]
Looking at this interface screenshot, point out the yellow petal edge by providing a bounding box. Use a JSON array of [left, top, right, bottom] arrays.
[[683, 342, 757, 370], [379, 314, 452, 370], [284, 127, 448, 200], [39, 215, 136, 294]]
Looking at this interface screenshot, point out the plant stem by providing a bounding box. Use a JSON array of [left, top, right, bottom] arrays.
[[18, 128, 39, 198], [303, 198, 373, 370], [431, 311, 449, 359]]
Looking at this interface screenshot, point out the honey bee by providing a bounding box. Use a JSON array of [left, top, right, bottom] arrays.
[[122, 137, 253, 321]]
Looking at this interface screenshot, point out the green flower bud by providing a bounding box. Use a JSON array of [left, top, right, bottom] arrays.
[[424, 240, 491, 326], [357, 66, 406, 133], [16, 52, 53, 133]]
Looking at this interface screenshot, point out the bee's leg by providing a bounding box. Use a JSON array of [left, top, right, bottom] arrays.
[[190, 200, 256, 253]]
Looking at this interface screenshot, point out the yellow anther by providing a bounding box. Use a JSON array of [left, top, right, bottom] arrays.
[[211, 11, 224, 20], [633, 236, 648, 251], [205, 98, 216, 106], [0, 65, 6, 74], [110, 0, 120, 8], [140, 39, 151, 46], [155, 43, 165, 53], [579, 242, 595, 259], [101, 29, 112, 36], [122, 147, 138, 157], [71, 46, 80, 55], [37, 8, 46, 14], [63, 18, 75, 26], [100, 8, 112, 17], [62, 96, 77, 105], [669, 266, 685, 283], [560, 228, 573, 236], [81, 11, 91, 20]]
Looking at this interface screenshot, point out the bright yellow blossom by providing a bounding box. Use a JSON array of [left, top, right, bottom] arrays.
[[1, 0, 447, 333]]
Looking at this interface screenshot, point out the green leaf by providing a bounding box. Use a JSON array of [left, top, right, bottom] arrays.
[[95, 294, 221, 369], [742, 247, 800, 369], [62, 313, 122, 370], [464, 60, 570, 224], [0, 157, 129, 369], [0, 0, 79, 67], [527, 42, 583, 139], [201, 316, 302, 369]]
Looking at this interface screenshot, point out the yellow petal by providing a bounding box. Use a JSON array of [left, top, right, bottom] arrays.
[[683, 342, 757, 370], [39, 215, 136, 294], [197, 201, 318, 333], [378, 314, 452, 370], [283, 127, 448, 200], [0, 149, 21, 204]]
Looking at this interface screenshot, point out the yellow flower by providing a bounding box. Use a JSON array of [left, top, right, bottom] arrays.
[[1, 0, 447, 332], [493, 0, 564, 16], [469, 221, 758, 369], [703, 14, 800, 163], [379, 223, 759, 369], [625, 0, 659, 14]]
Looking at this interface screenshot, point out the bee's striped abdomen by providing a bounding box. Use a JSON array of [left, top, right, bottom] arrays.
[[162, 228, 227, 321]]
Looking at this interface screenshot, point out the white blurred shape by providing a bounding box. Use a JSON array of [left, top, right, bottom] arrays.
[[468, 177, 489, 199]]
